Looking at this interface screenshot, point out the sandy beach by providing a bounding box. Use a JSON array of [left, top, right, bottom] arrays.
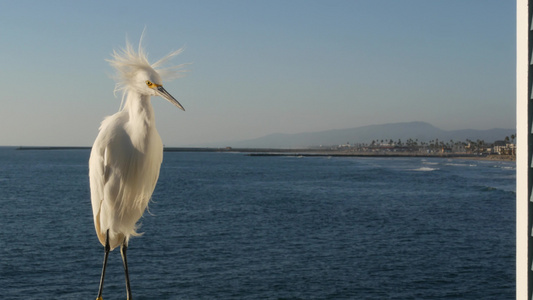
[[454, 155, 515, 162]]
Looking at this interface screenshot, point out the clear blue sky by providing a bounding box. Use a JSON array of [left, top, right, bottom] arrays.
[[0, 0, 515, 147]]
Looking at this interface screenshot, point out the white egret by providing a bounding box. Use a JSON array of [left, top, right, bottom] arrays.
[[89, 33, 186, 300]]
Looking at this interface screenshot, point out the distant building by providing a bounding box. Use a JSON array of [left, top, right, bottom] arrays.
[[441, 147, 452, 153], [493, 140, 515, 155], [452, 143, 466, 153]]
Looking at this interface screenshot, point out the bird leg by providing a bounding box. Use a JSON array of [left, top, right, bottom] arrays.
[[121, 239, 133, 300], [97, 230, 110, 300]]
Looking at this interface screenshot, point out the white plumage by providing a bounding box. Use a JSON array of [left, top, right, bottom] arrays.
[[89, 33, 186, 300]]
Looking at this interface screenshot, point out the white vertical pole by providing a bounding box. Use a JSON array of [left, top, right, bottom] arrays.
[[517, 0, 529, 299]]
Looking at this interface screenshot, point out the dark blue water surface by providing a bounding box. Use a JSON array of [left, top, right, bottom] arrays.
[[0, 148, 515, 299]]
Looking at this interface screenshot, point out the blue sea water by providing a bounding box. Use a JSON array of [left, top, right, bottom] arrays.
[[0, 148, 515, 299]]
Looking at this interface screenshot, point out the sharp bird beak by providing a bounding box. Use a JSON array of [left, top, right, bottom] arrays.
[[156, 85, 185, 111]]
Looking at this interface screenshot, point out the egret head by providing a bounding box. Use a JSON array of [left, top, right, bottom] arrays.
[[107, 33, 187, 111]]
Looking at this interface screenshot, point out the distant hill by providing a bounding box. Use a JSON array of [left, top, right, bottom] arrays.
[[223, 121, 515, 148]]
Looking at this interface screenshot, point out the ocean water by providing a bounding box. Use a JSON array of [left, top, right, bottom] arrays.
[[0, 148, 515, 299]]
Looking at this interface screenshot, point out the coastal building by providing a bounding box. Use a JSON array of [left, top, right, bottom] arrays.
[[493, 140, 516, 155]]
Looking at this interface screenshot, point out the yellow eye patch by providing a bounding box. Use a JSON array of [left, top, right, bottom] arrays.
[[146, 80, 162, 89]]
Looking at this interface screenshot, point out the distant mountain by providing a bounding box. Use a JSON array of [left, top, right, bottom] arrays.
[[223, 121, 515, 148]]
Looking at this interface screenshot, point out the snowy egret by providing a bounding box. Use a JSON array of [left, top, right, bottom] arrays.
[[89, 33, 186, 300]]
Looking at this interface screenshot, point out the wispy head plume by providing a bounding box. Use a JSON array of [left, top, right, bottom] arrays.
[[106, 31, 189, 107]]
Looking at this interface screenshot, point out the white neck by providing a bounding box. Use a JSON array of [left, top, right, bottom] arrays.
[[123, 91, 156, 152]]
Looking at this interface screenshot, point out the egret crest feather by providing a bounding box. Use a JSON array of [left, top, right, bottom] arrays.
[[107, 33, 188, 106]]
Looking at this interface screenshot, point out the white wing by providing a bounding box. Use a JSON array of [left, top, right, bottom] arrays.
[[89, 112, 163, 250]]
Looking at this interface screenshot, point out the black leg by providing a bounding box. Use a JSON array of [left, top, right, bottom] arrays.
[[121, 239, 132, 300], [97, 230, 110, 300]]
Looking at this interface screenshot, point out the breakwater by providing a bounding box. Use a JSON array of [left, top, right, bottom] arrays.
[[15, 146, 512, 161]]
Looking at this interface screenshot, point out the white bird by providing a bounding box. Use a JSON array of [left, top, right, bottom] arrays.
[[89, 33, 186, 300]]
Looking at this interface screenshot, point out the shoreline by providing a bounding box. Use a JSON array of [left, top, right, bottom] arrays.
[[246, 152, 515, 162], [452, 155, 515, 162], [13, 146, 515, 162]]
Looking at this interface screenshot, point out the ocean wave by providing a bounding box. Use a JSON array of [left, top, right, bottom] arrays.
[[476, 185, 516, 194], [445, 163, 476, 167], [411, 167, 439, 172]]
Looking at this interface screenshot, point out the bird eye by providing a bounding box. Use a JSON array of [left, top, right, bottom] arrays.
[[145, 80, 153, 87]]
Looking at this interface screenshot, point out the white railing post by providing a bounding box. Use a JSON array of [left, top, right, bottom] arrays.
[[517, 0, 529, 299]]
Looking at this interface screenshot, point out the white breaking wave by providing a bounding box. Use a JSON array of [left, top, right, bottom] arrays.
[[445, 163, 472, 167], [411, 167, 439, 172]]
